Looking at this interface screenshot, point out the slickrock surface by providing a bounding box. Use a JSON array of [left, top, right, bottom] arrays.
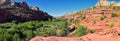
[[30, 27, 120, 41]]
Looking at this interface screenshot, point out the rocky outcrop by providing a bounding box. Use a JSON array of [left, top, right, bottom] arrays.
[[96, 0, 120, 6]]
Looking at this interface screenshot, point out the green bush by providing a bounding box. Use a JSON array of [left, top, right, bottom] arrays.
[[111, 13, 120, 18], [58, 27, 69, 36], [12, 33, 20, 41], [109, 23, 115, 28], [23, 30, 33, 40], [73, 25, 87, 37], [100, 15, 107, 21]]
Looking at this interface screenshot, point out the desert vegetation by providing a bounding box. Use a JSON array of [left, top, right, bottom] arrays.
[[100, 15, 107, 21], [111, 12, 120, 18], [109, 23, 115, 28], [0, 18, 95, 41], [72, 25, 94, 37], [72, 25, 87, 37], [0, 18, 70, 41]]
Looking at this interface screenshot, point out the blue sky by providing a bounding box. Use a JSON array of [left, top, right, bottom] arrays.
[[14, 0, 120, 16]]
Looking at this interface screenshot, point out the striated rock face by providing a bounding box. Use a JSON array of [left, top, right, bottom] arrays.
[[30, 27, 120, 41]]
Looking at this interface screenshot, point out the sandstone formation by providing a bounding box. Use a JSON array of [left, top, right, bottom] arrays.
[[96, 0, 120, 6], [0, 0, 53, 23]]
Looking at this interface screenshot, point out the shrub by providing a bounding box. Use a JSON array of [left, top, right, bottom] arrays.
[[112, 7, 120, 10], [3, 31, 12, 41], [73, 25, 87, 37], [109, 23, 115, 28], [81, 16, 86, 20], [87, 29, 95, 34], [12, 33, 20, 41], [23, 30, 33, 40], [111, 12, 120, 18], [58, 27, 69, 36], [100, 15, 107, 21]]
